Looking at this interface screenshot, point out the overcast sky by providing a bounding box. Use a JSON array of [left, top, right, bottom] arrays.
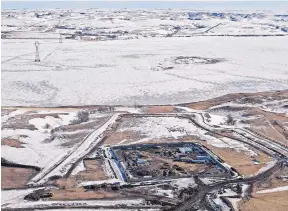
[[2, 1, 288, 10]]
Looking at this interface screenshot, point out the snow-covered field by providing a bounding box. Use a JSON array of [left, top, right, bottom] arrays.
[[1, 107, 119, 186], [120, 117, 199, 139], [2, 9, 288, 106], [1, 110, 78, 167], [2, 9, 288, 38], [117, 115, 257, 157], [30, 113, 120, 185]]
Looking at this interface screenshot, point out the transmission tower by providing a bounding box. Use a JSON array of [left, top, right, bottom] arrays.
[[59, 33, 63, 43], [34, 41, 40, 62]]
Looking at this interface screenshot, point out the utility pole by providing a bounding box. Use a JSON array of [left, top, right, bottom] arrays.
[[34, 41, 40, 62]]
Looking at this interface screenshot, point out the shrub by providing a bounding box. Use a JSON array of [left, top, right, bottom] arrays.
[[226, 114, 235, 125], [70, 111, 89, 124]]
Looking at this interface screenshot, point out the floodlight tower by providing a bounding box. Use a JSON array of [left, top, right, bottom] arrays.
[[59, 33, 63, 43], [34, 41, 40, 62]]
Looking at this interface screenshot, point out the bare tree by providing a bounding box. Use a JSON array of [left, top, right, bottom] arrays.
[[108, 106, 115, 112], [77, 111, 89, 122], [43, 123, 50, 129], [226, 114, 235, 125], [71, 110, 89, 124], [134, 101, 141, 109]]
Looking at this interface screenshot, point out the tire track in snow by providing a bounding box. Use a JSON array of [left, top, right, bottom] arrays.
[[29, 113, 121, 185]]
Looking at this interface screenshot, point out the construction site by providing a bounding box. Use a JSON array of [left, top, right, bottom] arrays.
[[109, 143, 233, 182], [1, 90, 288, 211]]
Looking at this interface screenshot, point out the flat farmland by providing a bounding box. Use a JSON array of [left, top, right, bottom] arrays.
[[2, 36, 288, 107]]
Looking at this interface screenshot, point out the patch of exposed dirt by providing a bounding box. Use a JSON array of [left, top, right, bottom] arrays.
[[240, 190, 288, 211], [54, 177, 77, 189], [246, 108, 288, 146], [248, 108, 287, 122], [103, 131, 139, 145], [252, 125, 287, 146], [182, 90, 288, 110], [255, 166, 288, 190], [1, 138, 24, 148], [1, 166, 38, 189], [199, 142, 272, 176], [50, 187, 116, 200], [141, 150, 208, 173], [54, 159, 106, 190], [76, 159, 106, 181], [173, 161, 208, 172], [146, 106, 175, 114]]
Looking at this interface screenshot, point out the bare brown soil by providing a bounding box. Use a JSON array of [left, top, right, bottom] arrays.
[[252, 125, 287, 146], [257, 177, 288, 191], [173, 162, 208, 172], [146, 106, 175, 114], [139, 150, 209, 174], [1, 138, 24, 148], [273, 123, 288, 141], [50, 187, 116, 200], [1, 167, 38, 189], [76, 160, 106, 181], [54, 177, 77, 189], [183, 90, 288, 110], [51, 159, 112, 201], [256, 166, 288, 190], [248, 108, 287, 122], [54, 159, 106, 191], [246, 108, 288, 146], [102, 131, 138, 145], [200, 142, 272, 176], [240, 191, 288, 211]]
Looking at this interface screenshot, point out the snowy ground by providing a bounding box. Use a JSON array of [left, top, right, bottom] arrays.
[[30, 113, 120, 185], [2, 9, 288, 107], [117, 115, 257, 157], [1, 107, 118, 186], [1, 109, 78, 167], [119, 117, 199, 140], [256, 185, 288, 194], [2, 9, 288, 39], [2, 191, 145, 209]]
